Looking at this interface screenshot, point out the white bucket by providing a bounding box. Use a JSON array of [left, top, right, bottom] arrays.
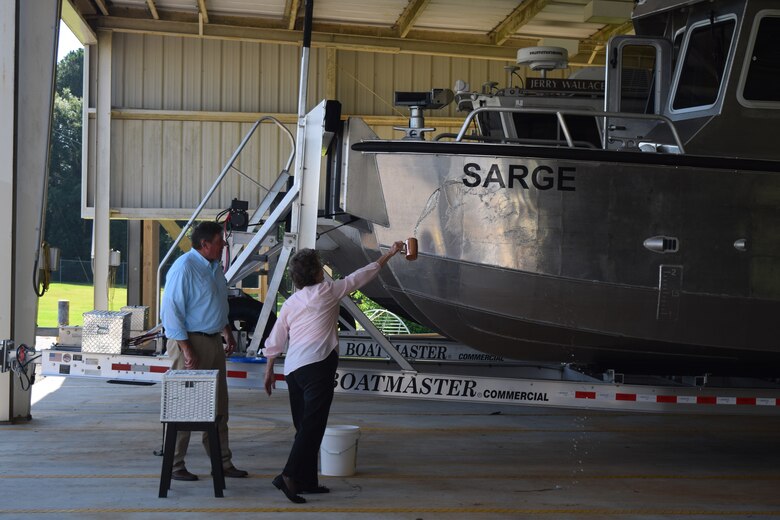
[[320, 425, 360, 476]]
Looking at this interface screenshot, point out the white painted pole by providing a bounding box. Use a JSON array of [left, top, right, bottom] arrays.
[[289, 0, 314, 247], [0, 0, 18, 423], [93, 30, 112, 310], [1, 0, 61, 421]]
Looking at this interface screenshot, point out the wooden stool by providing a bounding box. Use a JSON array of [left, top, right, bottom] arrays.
[[158, 417, 226, 498]]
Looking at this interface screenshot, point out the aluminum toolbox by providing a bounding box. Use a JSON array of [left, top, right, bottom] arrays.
[[160, 370, 219, 422], [119, 305, 150, 330], [58, 325, 82, 347], [81, 310, 131, 354]]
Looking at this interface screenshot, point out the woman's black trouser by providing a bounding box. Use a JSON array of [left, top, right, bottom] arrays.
[[283, 349, 338, 488]]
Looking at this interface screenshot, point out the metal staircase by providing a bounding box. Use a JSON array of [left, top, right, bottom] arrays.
[[154, 115, 295, 323], [156, 100, 416, 373]]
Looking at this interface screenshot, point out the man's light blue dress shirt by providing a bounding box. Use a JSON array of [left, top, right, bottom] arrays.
[[160, 249, 229, 340]]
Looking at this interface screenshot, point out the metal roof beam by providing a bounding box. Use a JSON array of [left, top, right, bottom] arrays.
[[490, 0, 550, 46], [394, 0, 430, 38]]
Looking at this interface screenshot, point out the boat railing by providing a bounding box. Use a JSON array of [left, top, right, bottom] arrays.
[[433, 133, 598, 149], [454, 106, 686, 154]]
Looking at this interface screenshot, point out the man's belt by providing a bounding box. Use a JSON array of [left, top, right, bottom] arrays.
[[189, 331, 221, 338]]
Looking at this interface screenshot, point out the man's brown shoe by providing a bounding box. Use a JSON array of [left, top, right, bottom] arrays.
[[171, 469, 198, 481], [222, 467, 249, 478]]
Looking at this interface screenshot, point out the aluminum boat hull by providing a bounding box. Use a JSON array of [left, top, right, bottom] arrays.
[[322, 142, 780, 374]]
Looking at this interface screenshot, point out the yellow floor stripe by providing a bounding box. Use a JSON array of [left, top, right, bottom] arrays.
[[5, 425, 778, 434], [1, 473, 778, 480], [0, 508, 779, 515]]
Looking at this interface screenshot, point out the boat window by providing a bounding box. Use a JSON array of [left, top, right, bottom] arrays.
[[618, 45, 657, 113], [511, 113, 600, 148], [476, 111, 505, 138], [742, 16, 780, 102], [672, 19, 735, 110], [672, 29, 685, 70]]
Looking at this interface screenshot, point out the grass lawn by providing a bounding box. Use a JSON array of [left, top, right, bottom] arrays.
[[37, 283, 128, 327]]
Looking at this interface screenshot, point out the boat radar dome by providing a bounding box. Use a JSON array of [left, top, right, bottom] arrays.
[[516, 46, 568, 73]]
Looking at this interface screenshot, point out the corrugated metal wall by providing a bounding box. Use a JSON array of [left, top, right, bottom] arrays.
[[337, 51, 510, 114], [85, 32, 513, 218], [111, 34, 315, 112]]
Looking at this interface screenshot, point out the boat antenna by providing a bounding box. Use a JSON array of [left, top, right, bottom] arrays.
[[504, 65, 523, 88]]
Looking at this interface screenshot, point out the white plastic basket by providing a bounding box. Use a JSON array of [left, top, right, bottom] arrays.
[[160, 370, 218, 422]]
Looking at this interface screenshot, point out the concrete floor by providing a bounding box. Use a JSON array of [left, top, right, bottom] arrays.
[[2, 372, 780, 519]]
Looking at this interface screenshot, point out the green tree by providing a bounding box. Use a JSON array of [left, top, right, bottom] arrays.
[[353, 290, 431, 334], [46, 47, 129, 282], [46, 86, 89, 259], [56, 48, 83, 97]]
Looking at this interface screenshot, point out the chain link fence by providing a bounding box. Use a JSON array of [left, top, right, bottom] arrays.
[[53, 259, 128, 286]]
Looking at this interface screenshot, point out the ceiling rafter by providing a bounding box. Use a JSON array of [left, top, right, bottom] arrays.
[[98, 7, 542, 52], [394, 0, 431, 39], [311, 19, 539, 48], [489, 0, 550, 46], [94, 16, 539, 61], [587, 19, 634, 45], [145, 0, 159, 20], [62, 0, 98, 44], [284, 0, 300, 30], [93, 0, 109, 16], [84, 1, 621, 65], [197, 0, 209, 24]]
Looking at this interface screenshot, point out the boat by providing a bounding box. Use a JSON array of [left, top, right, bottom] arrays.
[[315, 0, 780, 375]]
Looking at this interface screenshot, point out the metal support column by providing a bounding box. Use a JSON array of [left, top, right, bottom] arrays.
[[1, 0, 61, 422], [93, 30, 112, 310], [0, 0, 17, 423]]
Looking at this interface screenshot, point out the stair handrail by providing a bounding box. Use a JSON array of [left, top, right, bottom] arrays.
[[155, 116, 295, 322]]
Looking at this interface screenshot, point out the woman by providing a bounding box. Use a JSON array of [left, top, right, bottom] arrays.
[[263, 242, 404, 503]]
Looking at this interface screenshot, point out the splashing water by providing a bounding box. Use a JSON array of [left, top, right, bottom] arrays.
[[412, 188, 441, 237]]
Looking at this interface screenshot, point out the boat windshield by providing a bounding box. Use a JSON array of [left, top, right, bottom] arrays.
[[673, 18, 735, 110]]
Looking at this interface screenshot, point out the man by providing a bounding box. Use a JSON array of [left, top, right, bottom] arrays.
[[161, 221, 248, 481]]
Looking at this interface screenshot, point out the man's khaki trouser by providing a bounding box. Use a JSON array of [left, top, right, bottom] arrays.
[[167, 333, 233, 471]]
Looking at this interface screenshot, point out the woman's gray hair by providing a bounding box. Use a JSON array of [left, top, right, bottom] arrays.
[[290, 248, 322, 289]]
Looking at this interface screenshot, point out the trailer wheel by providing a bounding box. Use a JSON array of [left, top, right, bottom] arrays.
[[228, 295, 277, 348], [338, 308, 357, 331]]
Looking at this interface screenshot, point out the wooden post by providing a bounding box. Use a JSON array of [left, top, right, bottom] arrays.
[[260, 273, 268, 302], [326, 47, 337, 100], [142, 220, 160, 323], [127, 220, 142, 305]]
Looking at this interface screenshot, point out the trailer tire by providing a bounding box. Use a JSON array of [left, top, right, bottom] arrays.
[[228, 295, 277, 348]]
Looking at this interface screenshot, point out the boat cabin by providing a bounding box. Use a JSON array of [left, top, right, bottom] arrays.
[[444, 0, 779, 159]]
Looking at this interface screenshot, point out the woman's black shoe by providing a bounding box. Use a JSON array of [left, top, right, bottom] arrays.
[[272, 474, 306, 503], [300, 485, 329, 494]]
